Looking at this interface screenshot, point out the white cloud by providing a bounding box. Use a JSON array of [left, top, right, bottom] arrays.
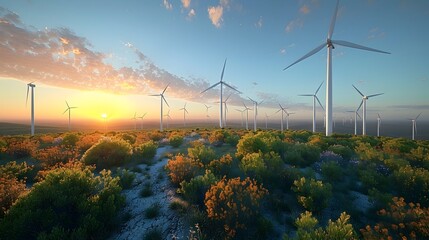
[[163, 0, 173, 10], [280, 48, 286, 54], [188, 9, 196, 19], [285, 18, 303, 33], [208, 5, 223, 28], [255, 16, 263, 28], [181, 0, 191, 9]]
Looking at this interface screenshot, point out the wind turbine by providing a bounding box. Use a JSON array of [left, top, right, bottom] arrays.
[[248, 97, 263, 131], [138, 113, 147, 130], [376, 113, 382, 137], [265, 113, 270, 130], [352, 85, 384, 136], [409, 113, 422, 140], [220, 94, 232, 127], [285, 110, 295, 130], [201, 59, 242, 128], [131, 112, 137, 130], [179, 103, 189, 127], [150, 84, 170, 132], [63, 101, 77, 131], [26, 82, 36, 136], [164, 110, 172, 129], [283, 0, 390, 136], [347, 106, 362, 135], [236, 109, 245, 127], [298, 81, 325, 132], [275, 104, 288, 131], [243, 103, 252, 130]]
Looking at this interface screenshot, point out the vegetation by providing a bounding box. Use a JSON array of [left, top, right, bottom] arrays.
[[81, 137, 132, 168]]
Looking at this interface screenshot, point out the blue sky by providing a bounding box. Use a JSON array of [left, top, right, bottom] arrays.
[[0, 0, 428, 124]]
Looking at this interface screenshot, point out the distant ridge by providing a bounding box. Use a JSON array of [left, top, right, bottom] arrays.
[[0, 122, 66, 135]]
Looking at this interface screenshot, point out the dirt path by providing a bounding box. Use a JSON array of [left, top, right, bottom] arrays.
[[111, 146, 187, 240]]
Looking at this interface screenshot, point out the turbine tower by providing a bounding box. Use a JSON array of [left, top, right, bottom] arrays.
[[236, 109, 245, 127], [265, 113, 270, 130], [248, 97, 263, 131], [285, 111, 295, 130], [352, 85, 383, 136], [131, 112, 137, 130], [150, 84, 169, 132], [204, 104, 212, 123], [347, 106, 361, 135], [298, 81, 324, 132], [243, 103, 251, 130], [201, 59, 242, 128], [26, 82, 36, 136], [138, 113, 147, 130], [276, 104, 288, 132], [409, 113, 422, 140], [164, 110, 172, 129], [377, 113, 381, 137], [63, 101, 77, 131], [222, 94, 232, 127], [179, 103, 189, 127], [283, 0, 390, 136]]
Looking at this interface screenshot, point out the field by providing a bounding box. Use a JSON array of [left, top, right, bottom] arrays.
[[0, 128, 429, 239]]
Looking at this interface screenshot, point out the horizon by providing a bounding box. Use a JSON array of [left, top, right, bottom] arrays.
[[1, 1, 428, 130]]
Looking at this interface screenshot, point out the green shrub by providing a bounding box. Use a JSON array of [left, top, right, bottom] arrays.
[[0, 161, 33, 180], [178, 170, 217, 206], [0, 175, 26, 217], [143, 227, 163, 240], [207, 154, 235, 178], [62, 133, 79, 146], [327, 144, 354, 159], [134, 140, 158, 163], [240, 151, 283, 185], [225, 134, 240, 147], [169, 135, 184, 148], [0, 167, 124, 240], [81, 138, 132, 168], [321, 161, 343, 183], [284, 143, 321, 167], [140, 182, 153, 197], [393, 166, 429, 206], [292, 177, 332, 212], [120, 133, 136, 144], [188, 145, 216, 165], [355, 142, 384, 162], [145, 203, 161, 219], [117, 168, 136, 189]]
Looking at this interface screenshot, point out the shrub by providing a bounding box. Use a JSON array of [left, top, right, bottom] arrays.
[[117, 168, 135, 189], [140, 182, 153, 197], [62, 133, 79, 146], [355, 142, 384, 162], [240, 151, 283, 184], [204, 177, 268, 238], [284, 143, 321, 167], [321, 161, 343, 183], [143, 227, 163, 240], [0, 161, 33, 180], [134, 140, 158, 162], [188, 145, 216, 165], [169, 135, 184, 148], [76, 133, 102, 152], [178, 170, 217, 206], [35, 146, 80, 168], [5, 138, 38, 158], [148, 131, 164, 142], [208, 130, 225, 146], [0, 167, 124, 240], [292, 177, 332, 212], [207, 154, 235, 178], [393, 166, 429, 206], [145, 203, 161, 219], [327, 144, 354, 159], [165, 154, 203, 185], [81, 138, 132, 168], [120, 133, 136, 144], [0, 175, 26, 217], [225, 134, 240, 147]]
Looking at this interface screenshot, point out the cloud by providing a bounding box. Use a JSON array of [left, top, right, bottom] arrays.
[[280, 48, 286, 54], [300, 5, 310, 14], [255, 16, 263, 28], [368, 27, 386, 39], [181, 0, 191, 9], [285, 18, 303, 33], [163, 0, 173, 10], [0, 8, 215, 101], [187, 9, 196, 19], [208, 5, 223, 28]]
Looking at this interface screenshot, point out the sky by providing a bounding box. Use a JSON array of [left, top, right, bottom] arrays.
[[0, 0, 429, 128]]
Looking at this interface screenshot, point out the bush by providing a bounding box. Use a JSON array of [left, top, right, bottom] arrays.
[[81, 138, 132, 168], [35, 146, 80, 168], [5, 138, 38, 158], [134, 140, 158, 162], [236, 132, 278, 158], [165, 154, 203, 185], [188, 145, 216, 165], [143, 227, 163, 240], [148, 131, 164, 142], [321, 161, 343, 183], [208, 130, 225, 146], [0, 167, 124, 240], [327, 144, 354, 159], [140, 182, 153, 197], [207, 154, 235, 178], [284, 143, 321, 167], [169, 135, 184, 148], [0, 161, 33, 180], [178, 170, 217, 206], [204, 177, 268, 238], [62, 133, 79, 146], [393, 166, 429, 206], [145, 203, 161, 219], [292, 177, 332, 212], [0, 175, 26, 217], [225, 134, 240, 147], [240, 151, 283, 185], [120, 133, 136, 144], [117, 168, 136, 189]]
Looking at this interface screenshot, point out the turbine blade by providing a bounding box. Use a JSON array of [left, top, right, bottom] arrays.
[[63, 109, 68, 114], [367, 93, 384, 98], [258, 100, 264, 105], [223, 82, 242, 94], [162, 83, 170, 94], [225, 94, 232, 101], [149, 94, 161, 96], [352, 85, 365, 97], [283, 43, 325, 71], [356, 112, 362, 119], [275, 109, 281, 114], [328, 0, 340, 39], [378, 113, 381, 119], [332, 40, 391, 54], [201, 82, 221, 94], [299, 94, 313, 97], [248, 96, 255, 102], [315, 96, 325, 111], [220, 58, 227, 82], [315, 81, 324, 95], [162, 95, 170, 107], [356, 100, 363, 111], [416, 112, 422, 120], [26, 85, 29, 106], [65, 101, 70, 108]]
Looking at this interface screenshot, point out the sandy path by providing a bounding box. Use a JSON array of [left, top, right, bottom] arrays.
[[111, 146, 187, 240]]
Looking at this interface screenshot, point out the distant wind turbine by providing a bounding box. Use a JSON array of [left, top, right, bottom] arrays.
[[63, 101, 77, 131], [236, 109, 245, 127], [138, 113, 147, 130], [283, 0, 390, 136], [131, 112, 137, 130], [352, 85, 384, 136], [347, 106, 362, 135], [285, 110, 295, 130], [243, 103, 252, 130], [409, 113, 422, 140], [150, 84, 169, 132], [26, 82, 36, 136], [179, 103, 189, 127], [201, 59, 242, 128], [377, 113, 381, 137], [265, 113, 270, 129], [276, 104, 288, 132], [248, 97, 263, 131], [164, 110, 172, 129], [299, 81, 324, 132]]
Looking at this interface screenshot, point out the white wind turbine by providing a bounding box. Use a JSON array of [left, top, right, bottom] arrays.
[[179, 103, 189, 127], [222, 94, 232, 127], [409, 113, 422, 140], [150, 84, 170, 132], [299, 81, 325, 132], [377, 113, 381, 137], [204, 104, 212, 123], [63, 101, 77, 131], [347, 106, 362, 135], [285, 111, 295, 130], [276, 104, 288, 131], [265, 113, 271, 130], [26, 82, 36, 136], [352, 85, 384, 136], [248, 97, 263, 131], [138, 113, 147, 130], [164, 110, 172, 129], [131, 112, 138, 130], [283, 0, 390, 137], [201, 59, 242, 128], [243, 103, 252, 130], [235, 109, 245, 127]]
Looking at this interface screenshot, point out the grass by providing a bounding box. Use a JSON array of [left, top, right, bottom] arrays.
[[139, 182, 153, 198], [145, 203, 161, 219]]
